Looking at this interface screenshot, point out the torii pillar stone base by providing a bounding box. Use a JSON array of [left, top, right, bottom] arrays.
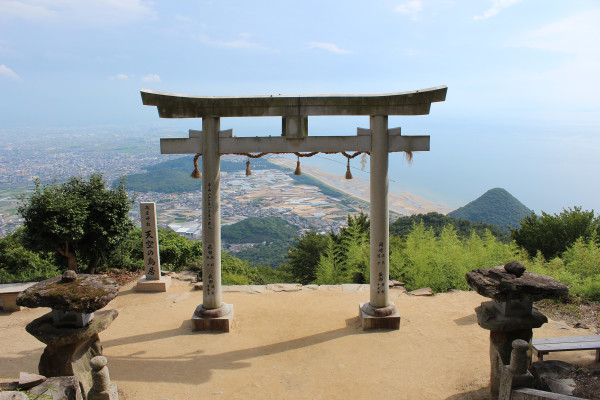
[[135, 276, 171, 292], [191, 303, 234, 332], [359, 302, 401, 330]]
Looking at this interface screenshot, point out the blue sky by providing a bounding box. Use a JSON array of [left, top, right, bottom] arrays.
[[1, 0, 599, 214]]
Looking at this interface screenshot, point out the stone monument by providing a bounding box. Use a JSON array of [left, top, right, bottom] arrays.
[[136, 202, 171, 292], [16, 271, 120, 398], [466, 261, 568, 400], [141, 87, 447, 331]]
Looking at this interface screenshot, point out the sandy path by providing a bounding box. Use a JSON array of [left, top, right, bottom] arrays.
[[1, 280, 597, 400]]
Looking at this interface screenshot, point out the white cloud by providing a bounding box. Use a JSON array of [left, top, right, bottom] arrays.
[[520, 10, 600, 56], [109, 73, 134, 80], [175, 14, 192, 23], [307, 42, 352, 55], [510, 10, 600, 113], [0, 64, 20, 80], [141, 73, 160, 83], [198, 33, 272, 51], [0, 0, 156, 26], [474, 0, 522, 20], [394, 0, 422, 19]]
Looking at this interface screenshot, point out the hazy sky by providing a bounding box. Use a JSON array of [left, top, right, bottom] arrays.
[[1, 0, 599, 214]]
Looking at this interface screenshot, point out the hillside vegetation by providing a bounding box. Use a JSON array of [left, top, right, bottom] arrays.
[[120, 168, 201, 193], [221, 217, 299, 244], [5, 171, 600, 302], [390, 212, 510, 242], [448, 188, 532, 231]]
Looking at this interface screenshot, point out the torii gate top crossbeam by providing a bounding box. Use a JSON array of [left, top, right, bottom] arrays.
[[141, 86, 447, 118]]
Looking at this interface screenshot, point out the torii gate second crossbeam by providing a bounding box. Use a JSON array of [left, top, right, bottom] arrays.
[[141, 86, 447, 332]]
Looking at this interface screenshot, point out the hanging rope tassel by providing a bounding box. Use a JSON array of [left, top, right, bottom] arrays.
[[345, 158, 353, 179], [245, 159, 252, 176], [360, 153, 368, 171], [294, 156, 302, 175], [190, 153, 201, 179]]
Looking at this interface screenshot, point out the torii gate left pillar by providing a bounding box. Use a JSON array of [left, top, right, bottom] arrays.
[[141, 87, 447, 332], [192, 117, 234, 331]]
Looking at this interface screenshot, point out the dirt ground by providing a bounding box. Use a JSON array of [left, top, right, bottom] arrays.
[[1, 280, 599, 400]]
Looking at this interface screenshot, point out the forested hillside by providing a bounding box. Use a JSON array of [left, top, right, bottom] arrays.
[[221, 217, 300, 244], [390, 212, 510, 242], [119, 168, 200, 193], [448, 188, 532, 231]]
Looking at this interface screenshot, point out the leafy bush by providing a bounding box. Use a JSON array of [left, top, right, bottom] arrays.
[[389, 223, 517, 292], [0, 230, 60, 283], [523, 237, 600, 300], [511, 207, 599, 260]]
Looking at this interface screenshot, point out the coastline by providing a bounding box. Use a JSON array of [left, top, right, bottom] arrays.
[[268, 156, 452, 216]]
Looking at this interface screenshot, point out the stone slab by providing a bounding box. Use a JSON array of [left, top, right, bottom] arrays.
[[0, 392, 28, 400], [16, 274, 119, 313], [389, 287, 407, 298], [135, 276, 171, 292], [318, 285, 342, 292], [408, 287, 433, 296], [248, 285, 267, 293], [221, 285, 264, 294], [0, 282, 37, 294], [29, 376, 83, 400], [512, 388, 586, 400], [18, 372, 45, 390], [191, 304, 234, 333], [359, 302, 401, 330], [266, 283, 302, 292], [466, 266, 568, 302], [0, 292, 20, 312], [341, 284, 367, 293]]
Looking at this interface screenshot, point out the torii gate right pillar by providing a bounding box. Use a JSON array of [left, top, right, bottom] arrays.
[[360, 115, 401, 330]]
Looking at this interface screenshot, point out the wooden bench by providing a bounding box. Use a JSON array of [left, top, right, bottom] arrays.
[[532, 335, 600, 362], [0, 282, 37, 312]]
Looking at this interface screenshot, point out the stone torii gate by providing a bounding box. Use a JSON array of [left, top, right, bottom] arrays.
[[141, 86, 447, 332]]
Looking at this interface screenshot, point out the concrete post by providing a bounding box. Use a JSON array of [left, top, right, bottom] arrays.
[[192, 117, 233, 332], [369, 115, 390, 308], [359, 115, 400, 330], [201, 117, 222, 310]]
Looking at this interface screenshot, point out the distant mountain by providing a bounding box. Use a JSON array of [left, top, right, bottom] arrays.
[[448, 188, 532, 231], [222, 217, 300, 244]]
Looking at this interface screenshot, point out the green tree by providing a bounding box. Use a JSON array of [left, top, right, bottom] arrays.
[[390, 212, 510, 242], [0, 229, 59, 283], [285, 230, 330, 284], [18, 174, 134, 273], [511, 207, 599, 260]]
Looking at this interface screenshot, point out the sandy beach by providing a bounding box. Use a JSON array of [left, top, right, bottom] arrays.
[[1, 279, 597, 400], [268, 157, 452, 215]]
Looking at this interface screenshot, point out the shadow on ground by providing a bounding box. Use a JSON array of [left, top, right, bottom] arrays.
[[445, 387, 489, 399], [104, 316, 363, 385]]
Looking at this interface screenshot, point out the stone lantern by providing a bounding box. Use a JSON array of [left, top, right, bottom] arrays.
[[17, 271, 119, 398], [465, 261, 568, 400]]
